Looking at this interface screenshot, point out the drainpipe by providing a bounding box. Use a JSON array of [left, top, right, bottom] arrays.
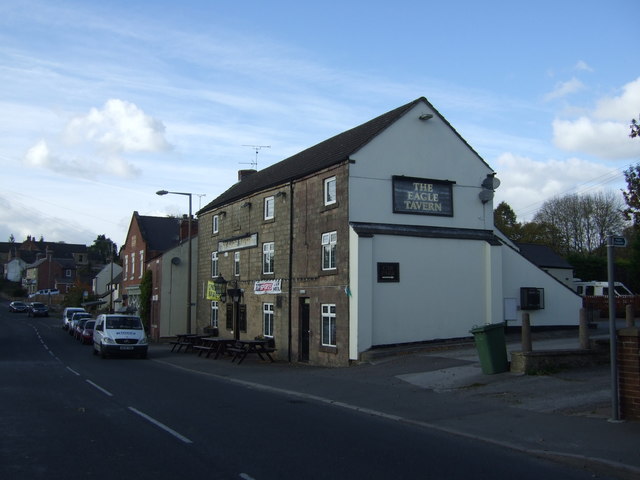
[[288, 181, 294, 362]]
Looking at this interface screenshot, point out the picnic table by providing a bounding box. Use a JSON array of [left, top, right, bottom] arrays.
[[169, 334, 208, 353], [227, 339, 276, 364], [193, 337, 235, 359]]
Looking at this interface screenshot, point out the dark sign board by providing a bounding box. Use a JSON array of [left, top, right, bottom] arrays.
[[377, 262, 400, 283], [392, 176, 454, 216]]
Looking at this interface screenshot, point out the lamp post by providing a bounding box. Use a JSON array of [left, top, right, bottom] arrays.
[[156, 189, 193, 334]]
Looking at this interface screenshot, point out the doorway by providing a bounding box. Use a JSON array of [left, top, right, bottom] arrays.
[[298, 297, 310, 362]]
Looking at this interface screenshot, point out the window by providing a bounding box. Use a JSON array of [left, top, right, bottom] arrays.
[[264, 196, 274, 220], [324, 176, 336, 205], [124, 255, 129, 279], [139, 250, 144, 279], [234, 251, 240, 276], [263, 242, 275, 274], [321, 304, 336, 346], [211, 301, 219, 328], [211, 251, 218, 277], [213, 215, 219, 234], [65, 269, 72, 278], [322, 231, 337, 270], [130, 253, 135, 279], [263, 303, 274, 337]]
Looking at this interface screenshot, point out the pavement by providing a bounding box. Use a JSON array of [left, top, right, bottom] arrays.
[[149, 322, 640, 479]]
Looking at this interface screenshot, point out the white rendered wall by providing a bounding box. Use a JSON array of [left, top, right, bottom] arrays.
[[501, 246, 581, 327]]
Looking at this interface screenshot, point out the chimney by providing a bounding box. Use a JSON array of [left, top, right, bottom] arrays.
[[238, 169, 257, 181]]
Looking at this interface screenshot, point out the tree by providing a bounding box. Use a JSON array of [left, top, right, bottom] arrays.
[[533, 191, 626, 256], [622, 164, 640, 225], [631, 117, 640, 138], [494, 201, 520, 237], [88, 235, 118, 264], [139, 270, 153, 331]]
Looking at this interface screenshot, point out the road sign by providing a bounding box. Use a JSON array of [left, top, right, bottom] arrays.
[[611, 236, 627, 247]]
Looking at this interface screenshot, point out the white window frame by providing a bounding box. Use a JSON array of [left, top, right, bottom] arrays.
[[263, 242, 275, 274], [130, 252, 135, 279], [139, 250, 144, 279], [264, 196, 274, 220], [321, 231, 337, 271], [321, 304, 336, 346], [263, 303, 274, 337], [234, 251, 240, 276], [324, 176, 336, 206], [211, 301, 219, 328], [213, 215, 219, 234], [211, 251, 218, 278]]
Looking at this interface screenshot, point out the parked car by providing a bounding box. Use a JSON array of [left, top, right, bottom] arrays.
[[62, 307, 86, 330], [74, 318, 91, 340], [93, 314, 148, 359], [80, 320, 96, 345], [27, 302, 49, 317], [68, 312, 92, 335], [9, 301, 28, 313]]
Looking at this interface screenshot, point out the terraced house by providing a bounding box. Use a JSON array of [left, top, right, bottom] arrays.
[[195, 97, 581, 367]]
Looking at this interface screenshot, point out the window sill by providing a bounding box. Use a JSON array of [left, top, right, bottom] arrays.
[[319, 345, 337, 354]]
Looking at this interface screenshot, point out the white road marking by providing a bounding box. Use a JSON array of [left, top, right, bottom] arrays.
[[86, 379, 113, 397], [66, 367, 80, 376], [128, 407, 193, 444]]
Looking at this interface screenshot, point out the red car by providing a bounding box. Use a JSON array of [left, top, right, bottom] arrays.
[[80, 320, 96, 345]]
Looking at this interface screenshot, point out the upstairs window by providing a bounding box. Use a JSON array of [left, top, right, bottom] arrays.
[[324, 176, 336, 206], [211, 251, 218, 277], [264, 196, 274, 220], [213, 215, 219, 234], [263, 242, 275, 274], [322, 231, 337, 270], [234, 251, 240, 276]]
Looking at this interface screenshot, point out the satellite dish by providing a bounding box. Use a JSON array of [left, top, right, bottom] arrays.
[[171, 257, 181, 265], [479, 190, 494, 203], [482, 175, 501, 190]]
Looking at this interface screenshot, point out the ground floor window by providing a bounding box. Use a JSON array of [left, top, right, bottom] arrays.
[[211, 301, 218, 328], [263, 303, 274, 337], [321, 304, 336, 346]]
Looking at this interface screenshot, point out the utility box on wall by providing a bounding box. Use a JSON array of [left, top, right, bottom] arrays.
[[520, 287, 544, 310]]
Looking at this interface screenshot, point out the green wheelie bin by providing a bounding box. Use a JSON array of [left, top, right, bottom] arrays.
[[470, 322, 509, 374]]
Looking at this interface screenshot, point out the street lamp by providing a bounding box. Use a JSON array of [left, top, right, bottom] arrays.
[[156, 189, 193, 334]]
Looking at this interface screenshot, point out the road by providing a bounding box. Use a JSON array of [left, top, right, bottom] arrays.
[[0, 304, 620, 480]]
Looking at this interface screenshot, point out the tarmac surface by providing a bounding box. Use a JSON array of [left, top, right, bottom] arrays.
[[149, 322, 640, 479]]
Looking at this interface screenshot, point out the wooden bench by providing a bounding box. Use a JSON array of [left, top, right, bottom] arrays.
[[193, 345, 216, 357], [169, 341, 194, 353], [228, 341, 276, 364]]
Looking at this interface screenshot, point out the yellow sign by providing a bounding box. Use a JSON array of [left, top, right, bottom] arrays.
[[206, 281, 221, 301]]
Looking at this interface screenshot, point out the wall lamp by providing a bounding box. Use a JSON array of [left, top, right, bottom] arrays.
[[218, 211, 227, 217], [241, 201, 252, 208], [275, 191, 287, 198], [419, 113, 434, 121]]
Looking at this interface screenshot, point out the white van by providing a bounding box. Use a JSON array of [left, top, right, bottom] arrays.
[[93, 314, 148, 359], [574, 281, 634, 297], [62, 307, 86, 330]]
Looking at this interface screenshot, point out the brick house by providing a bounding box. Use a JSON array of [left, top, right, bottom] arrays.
[[195, 97, 581, 367], [121, 212, 182, 313], [121, 211, 198, 335]]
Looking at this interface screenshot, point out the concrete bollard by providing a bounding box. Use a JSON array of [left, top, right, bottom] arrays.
[[579, 308, 589, 350], [521, 313, 532, 353], [626, 304, 635, 328]]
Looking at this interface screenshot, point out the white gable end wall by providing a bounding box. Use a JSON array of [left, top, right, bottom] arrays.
[[501, 246, 581, 327]]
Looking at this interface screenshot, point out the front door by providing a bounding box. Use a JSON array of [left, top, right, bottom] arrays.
[[298, 297, 310, 362]]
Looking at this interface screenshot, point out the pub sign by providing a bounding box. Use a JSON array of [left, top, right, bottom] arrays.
[[392, 176, 454, 217]]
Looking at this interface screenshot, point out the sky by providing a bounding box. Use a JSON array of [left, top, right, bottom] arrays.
[[1, 0, 639, 248]]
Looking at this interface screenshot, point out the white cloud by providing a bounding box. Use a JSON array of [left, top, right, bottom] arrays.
[[544, 77, 585, 102], [594, 77, 640, 120], [494, 152, 623, 221], [21, 99, 172, 179], [551, 77, 640, 159], [575, 60, 593, 72], [64, 99, 172, 154]]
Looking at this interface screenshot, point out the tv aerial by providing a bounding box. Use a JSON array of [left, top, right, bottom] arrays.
[[242, 145, 270, 170]]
